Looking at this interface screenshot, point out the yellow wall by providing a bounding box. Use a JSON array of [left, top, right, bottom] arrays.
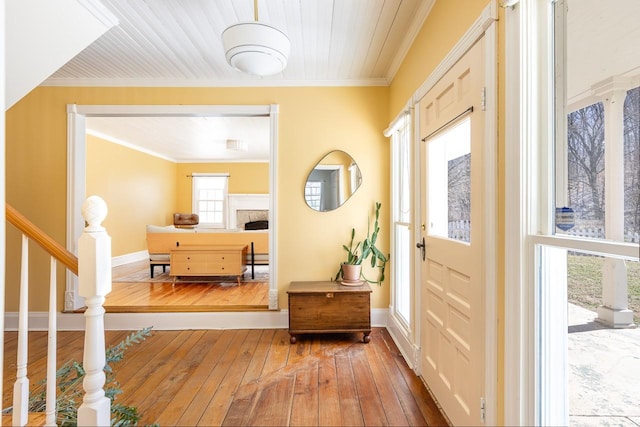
[[389, 0, 490, 117], [5, 2, 506, 418], [86, 135, 268, 257], [5, 86, 390, 311], [86, 134, 178, 256], [175, 162, 269, 213]]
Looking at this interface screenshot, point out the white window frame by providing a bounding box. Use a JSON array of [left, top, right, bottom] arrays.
[[504, 1, 640, 425], [304, 181, 322, 211], [385, 105, 417, 367], [191, 173, 229, 228]]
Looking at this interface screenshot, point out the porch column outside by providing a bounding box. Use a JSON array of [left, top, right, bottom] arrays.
[[595, 78, 634, 328]]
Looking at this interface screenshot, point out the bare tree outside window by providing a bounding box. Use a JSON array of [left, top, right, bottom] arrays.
[[565, 87, 640, 326], [624, 87, 640, 239], [566, 87, 640, 241], [567, 102, 606, 230], [448, 153, 471, 242]]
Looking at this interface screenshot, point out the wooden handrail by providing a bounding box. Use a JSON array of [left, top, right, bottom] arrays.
[[6, 203, 78, 275]]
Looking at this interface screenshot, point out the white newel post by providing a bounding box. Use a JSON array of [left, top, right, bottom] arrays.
[[596, 80, 634, 328], [77, 196, 112, 426]]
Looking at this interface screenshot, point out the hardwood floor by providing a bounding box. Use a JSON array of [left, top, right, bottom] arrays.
[[106, 260, 270, 312], [3, 328, 448, 426]]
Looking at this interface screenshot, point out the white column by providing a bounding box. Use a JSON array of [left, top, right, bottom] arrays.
[[77, 196, 112, 426], [595, 80, 634, 328]]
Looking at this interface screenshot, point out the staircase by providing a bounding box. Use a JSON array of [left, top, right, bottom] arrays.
[[2, 3, 119, 424], [3, 197, 112, 426]]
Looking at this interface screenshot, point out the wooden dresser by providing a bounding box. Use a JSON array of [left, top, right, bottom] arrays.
[[287, 281, 372, 343], [170, 244, 247, 283]]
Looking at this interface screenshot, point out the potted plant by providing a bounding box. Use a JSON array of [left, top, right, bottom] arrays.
[[335, 202, 389, 286]]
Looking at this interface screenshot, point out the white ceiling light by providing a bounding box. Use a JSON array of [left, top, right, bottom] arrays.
[[221, 0, 290, 76], [226, 139, 248, 152]]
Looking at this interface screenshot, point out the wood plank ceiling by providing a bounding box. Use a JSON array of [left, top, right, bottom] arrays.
[[46, 0, 434, 87]]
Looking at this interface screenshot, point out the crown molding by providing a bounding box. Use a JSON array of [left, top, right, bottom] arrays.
[[41, 77, 390, 88], [385, 0, 436, 83]]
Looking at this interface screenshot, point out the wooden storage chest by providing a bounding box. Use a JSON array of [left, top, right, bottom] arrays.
[[287, 281, 372, 343]]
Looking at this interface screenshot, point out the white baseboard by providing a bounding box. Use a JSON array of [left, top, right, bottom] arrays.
[[104, 252, 390, 328], [371, 308, 388, 328], [112, 250, 148, 267], [5, 308, 389, 331], [386, 314, 420, 371]]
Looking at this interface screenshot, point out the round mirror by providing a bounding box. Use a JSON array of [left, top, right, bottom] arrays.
[[304, 150, 362, 212]]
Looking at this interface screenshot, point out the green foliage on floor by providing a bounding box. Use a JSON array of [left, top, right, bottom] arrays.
[[5, 327, 153, 426]]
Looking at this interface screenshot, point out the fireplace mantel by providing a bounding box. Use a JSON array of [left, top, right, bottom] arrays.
[[228, 194, 269, 229]]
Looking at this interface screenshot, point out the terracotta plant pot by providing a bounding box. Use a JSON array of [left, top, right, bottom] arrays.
[[341, 263, 362, 284]]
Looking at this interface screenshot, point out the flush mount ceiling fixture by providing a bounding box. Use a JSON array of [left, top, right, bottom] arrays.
[[221, 0, 291, 76], [226, 139, 248, 152]]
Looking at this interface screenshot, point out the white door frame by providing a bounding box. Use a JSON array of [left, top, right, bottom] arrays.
[[410, 3, 498, 424], [65, 104, 279, 312]]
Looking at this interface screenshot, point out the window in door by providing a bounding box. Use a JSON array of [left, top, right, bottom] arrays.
[[427, 116, 471, 243], [192, 174, 228, 228]]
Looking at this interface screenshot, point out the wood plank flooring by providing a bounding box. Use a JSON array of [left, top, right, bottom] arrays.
[[3, 328, 448, 426], [106, 260, 269, 312]]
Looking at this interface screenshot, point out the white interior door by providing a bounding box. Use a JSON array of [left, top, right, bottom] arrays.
[[418, 36, 486, 426]]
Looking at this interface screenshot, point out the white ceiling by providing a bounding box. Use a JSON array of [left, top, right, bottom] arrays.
[[86, 115, 271, 162], [65, 0, 434, 162], [566, 0, 640, 108], [46, 0, 433, 87]]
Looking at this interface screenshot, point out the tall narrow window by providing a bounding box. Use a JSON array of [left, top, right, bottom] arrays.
[[192, 174, 228, 228], [390, 111, 412, 324], [535, 1, 640, 423]]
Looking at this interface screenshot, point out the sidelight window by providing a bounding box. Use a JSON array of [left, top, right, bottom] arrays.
[[388, 109, 413, 327]]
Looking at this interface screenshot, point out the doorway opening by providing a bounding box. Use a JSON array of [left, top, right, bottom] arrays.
[[66, 104, 279, 313]]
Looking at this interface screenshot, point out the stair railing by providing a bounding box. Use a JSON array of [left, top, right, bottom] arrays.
[[5, 196, 111, 426]]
